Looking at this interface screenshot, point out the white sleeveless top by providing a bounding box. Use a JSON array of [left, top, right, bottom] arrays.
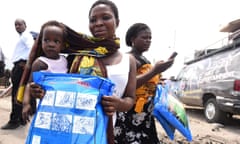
[[38, 55, 68, 73], [106, 53, 130, 125]]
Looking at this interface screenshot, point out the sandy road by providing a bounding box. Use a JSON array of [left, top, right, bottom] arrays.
[[156, 106, 240, 144], [1, 95, 240, 144], [0, 96, 29, 144]]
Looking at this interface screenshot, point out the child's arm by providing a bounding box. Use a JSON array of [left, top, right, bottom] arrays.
[[22, 83, 32, 122], [22, 58, 47, 122]]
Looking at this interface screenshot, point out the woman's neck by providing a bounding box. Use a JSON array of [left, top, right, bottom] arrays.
[[130, 48, 142, 56], [102, 50, 121, 65]]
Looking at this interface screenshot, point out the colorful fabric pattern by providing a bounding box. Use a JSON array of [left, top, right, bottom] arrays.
[[114, 54, 162, 144], [17, 23, 120, 103], [135, 64, 160, 113]]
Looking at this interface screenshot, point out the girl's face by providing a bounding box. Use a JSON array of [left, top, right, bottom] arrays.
[[42, 26, 64, 59], [89, 4, 118, 39], [132, 29, 152, 53]]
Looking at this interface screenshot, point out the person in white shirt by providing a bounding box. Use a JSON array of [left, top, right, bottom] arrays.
[[1, 18, 34, 130]]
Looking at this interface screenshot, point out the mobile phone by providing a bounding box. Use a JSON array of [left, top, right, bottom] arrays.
[[169, 52, 178, 59]]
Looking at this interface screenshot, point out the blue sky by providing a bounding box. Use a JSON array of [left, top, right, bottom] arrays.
[[0, 0, 240, 77]]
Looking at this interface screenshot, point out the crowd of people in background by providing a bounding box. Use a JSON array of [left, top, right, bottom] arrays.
[[0, 0, 175, 143]]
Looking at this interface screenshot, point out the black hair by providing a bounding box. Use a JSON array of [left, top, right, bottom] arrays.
[[89, 0, 119, 21], [39, 20, 67, 43], [125, 23, 150, 47]]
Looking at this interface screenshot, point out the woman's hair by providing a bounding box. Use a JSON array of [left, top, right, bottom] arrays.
[[89, 0, 119, 21], [125, 23, 150, 47], [31, 19, 120, 64]]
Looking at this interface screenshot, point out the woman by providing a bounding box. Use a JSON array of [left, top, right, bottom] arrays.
[[28, 0, 136, 143], [114, 23, 174, 144]]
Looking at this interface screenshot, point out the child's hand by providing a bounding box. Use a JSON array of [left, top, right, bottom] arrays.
[[29, 82, 45, 99], [22, 103, 32, 123]]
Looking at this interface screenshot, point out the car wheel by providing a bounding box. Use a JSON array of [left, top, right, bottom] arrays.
[[204, 98, 226, 123]]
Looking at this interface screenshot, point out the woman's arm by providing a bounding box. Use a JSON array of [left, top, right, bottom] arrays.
[[116, 55, 136, 111], [102, 55, 136, 116], [136, 59, 174, 88]]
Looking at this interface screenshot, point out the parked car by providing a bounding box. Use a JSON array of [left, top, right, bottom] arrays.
[[170, 19, 240, 123]]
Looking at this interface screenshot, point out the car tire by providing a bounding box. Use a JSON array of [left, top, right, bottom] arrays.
[[204, 98, 226, 123]]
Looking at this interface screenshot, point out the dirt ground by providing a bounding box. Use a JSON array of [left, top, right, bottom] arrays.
[[156, 106, 240, 144], [0, 94, 240, 144]]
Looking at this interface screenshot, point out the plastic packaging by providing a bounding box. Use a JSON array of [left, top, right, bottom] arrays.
[[153, 84, 192, 141], [25, 72, 115, 144]]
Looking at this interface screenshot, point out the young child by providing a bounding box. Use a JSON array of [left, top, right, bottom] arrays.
[[22, 20, 68, 122]]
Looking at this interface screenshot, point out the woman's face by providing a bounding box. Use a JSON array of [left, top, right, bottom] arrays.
[[133, 29, 152, 53], [89, 4, 118, 39]]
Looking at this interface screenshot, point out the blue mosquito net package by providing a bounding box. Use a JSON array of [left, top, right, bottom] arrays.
[[153, 84, 192, 141], [25, 72, 115, 144]]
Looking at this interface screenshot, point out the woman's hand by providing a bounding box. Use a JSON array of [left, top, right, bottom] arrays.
[[153, 59, 174, 74], [29, 82, 45, 99], [101, 95, 120, 116]]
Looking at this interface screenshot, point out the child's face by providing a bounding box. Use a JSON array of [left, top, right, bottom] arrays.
[[42, 26, 64, 59]]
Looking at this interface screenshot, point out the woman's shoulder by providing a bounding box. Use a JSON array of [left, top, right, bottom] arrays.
[[121, 52, 135, 63], [118, 52, 134, 64]]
